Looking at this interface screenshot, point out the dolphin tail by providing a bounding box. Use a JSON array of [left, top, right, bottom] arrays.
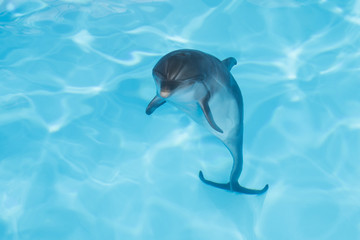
[[199, 171, 269, 195]]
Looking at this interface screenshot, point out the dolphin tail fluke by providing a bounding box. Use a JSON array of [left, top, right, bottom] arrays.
[[199, 171, 231, 189], [231, 182, 269, 195], [199, 171, 268, 195]]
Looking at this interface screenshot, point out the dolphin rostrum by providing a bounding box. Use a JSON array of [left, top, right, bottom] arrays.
[[146, 49, 268, 194]]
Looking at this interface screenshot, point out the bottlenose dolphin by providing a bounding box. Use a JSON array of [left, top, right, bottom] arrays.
[[146, 49, 268, 194]]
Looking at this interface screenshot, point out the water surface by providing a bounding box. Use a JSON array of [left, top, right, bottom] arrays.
[[1, 0, 360, 239]]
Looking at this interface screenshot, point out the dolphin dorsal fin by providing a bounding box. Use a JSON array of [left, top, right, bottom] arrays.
[[222, 57, 237, 71]]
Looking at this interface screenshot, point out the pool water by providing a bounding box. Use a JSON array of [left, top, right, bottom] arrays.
[[1, 0, 360, 239]]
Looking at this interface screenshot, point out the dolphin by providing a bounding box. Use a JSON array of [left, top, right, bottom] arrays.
[[146, 49, 268, 194]]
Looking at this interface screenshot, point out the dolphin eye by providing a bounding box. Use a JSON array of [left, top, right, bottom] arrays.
[[167, 81, 180, 89], [183, 79, 195, 84], [179, 75, 203, 84]]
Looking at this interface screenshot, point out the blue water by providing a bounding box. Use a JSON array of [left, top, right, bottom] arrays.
[[1, 0, 360, 239]]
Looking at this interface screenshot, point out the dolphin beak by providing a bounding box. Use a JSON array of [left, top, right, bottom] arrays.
[[160, 90, 171, 98]]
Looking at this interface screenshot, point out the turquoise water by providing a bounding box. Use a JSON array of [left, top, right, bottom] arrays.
[[1, 0, 360, 239]]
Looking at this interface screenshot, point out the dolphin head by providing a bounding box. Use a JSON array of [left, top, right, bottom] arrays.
[[153, 70, 185, 98], [152, 52, 205, 101], [153, 69, 204, 101]]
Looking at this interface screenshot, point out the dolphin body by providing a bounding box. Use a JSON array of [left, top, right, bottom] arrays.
[[146, 49, 268, 194]]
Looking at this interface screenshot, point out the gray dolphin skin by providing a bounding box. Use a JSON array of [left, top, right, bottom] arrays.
[[146, 49, 269, 195]]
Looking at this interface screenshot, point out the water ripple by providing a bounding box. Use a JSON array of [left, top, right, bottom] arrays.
[[1, 0, 360, 239]]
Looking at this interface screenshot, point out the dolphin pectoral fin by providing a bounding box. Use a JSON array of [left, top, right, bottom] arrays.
[[199, 99, 223, 133], [146, 96, 166, 115], [222, 57, 237, 71], [199, 171, 269, 195]]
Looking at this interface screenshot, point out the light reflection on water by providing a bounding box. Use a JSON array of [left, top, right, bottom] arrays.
[[1, 0, 360, 239]]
